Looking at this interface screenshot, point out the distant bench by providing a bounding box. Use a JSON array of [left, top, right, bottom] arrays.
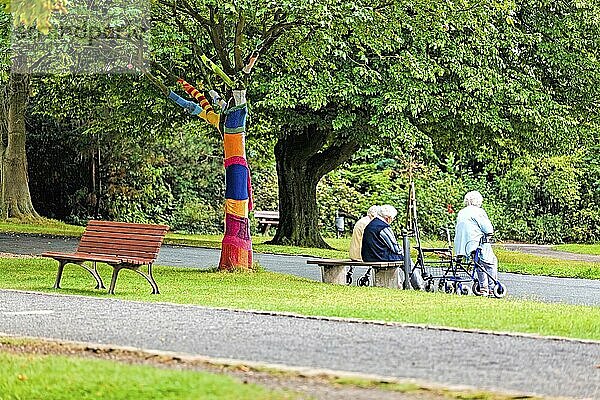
[[307, 258, 407, 288], [42, 220, 169, 295], [254, 210, 279, 235]]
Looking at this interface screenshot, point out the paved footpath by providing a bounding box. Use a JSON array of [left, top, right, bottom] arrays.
[[1, 290, 599, 399], [1, 233, 599, 306]]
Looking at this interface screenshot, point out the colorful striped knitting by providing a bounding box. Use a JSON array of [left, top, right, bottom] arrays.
[[169, 81, 253, 271], [220, 98, 253, 270]]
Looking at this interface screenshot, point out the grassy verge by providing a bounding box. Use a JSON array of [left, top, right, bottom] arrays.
[[553, 243, 600, 256], [494, 248, 600, 279], [0, 218, 84, 237], [1, 219, 598, 279], [0, 351, 293, 400], [0, 257, 598, 340]]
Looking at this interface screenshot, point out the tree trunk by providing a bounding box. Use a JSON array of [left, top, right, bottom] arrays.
[[0, 83, 6, 218], [270, 124, 359, 248], [0, 72, 39, 220], [218, 89, 253, 271]]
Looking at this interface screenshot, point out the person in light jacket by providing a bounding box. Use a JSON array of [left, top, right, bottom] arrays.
[[454, 191, 498, 296], [349, 205, 380, 261]]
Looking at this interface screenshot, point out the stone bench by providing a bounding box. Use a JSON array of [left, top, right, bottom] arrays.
[[306, 258, 407, 288]]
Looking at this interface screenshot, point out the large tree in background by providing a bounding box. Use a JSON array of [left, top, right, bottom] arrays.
[[0, 0, 147, 219], [254, 0, 600, 247], [151, 0, 600, 248], [0, 1, 62, 219]]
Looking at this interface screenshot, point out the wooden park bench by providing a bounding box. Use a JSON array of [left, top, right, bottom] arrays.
[[307, 258, 407, 289], [42, 220, 169, 295], [254, 210, 279, 234]]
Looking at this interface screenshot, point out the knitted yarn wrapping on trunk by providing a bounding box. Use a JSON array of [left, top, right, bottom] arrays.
[[220, 102, 253, 271]]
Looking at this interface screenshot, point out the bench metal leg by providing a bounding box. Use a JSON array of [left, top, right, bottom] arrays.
[[108, 266, 121, 295], [133, 263, 160, 294], [80, 261, 106, 290], [53, 260, 66, 289], [53, 260, 105, 290]]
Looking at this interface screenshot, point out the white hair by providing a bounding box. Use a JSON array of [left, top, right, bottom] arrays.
[[378, 204, 398, 219], [367, 205, 380, 218], [464, 191, 483, 207]]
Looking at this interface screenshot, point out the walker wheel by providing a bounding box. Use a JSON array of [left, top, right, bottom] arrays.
[[493, 283, 507, 298], [458, 283, 471, 295], [425, 280, 436, 293], [444, 281, 455, 294], [358, 275, 370, 287], [472, 280, 482, 296]]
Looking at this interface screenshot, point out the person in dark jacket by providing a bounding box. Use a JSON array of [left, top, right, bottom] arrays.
[[361, 204, 403, 262], [361, 204, 425, 290]]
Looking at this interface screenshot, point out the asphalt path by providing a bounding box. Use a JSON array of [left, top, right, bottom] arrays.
[[1, 290, 599, 399], [1, 233, 599, 306]]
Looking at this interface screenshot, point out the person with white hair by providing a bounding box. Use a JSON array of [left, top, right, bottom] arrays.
[[349, 205, 380, 261], [361, 204, 425, 290], [361, 205, 403, 262], [454, 190, 498, 296]]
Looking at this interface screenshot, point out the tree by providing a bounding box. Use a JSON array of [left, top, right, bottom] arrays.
[[0, 0, 69, 219], [252, 0, 600, 247], [0, 8, 42, 219], [148, 0, 356, 264]]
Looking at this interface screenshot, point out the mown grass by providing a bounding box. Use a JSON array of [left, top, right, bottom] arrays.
[[0, 352, 294, 400], [1, 219, 598, 279], [0, 218, 84, 237], [0, 257, 598, 341], [494, 248, 600, 280], [553, 243, 600, 256]]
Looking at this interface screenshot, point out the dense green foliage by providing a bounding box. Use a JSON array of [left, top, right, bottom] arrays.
[[2, 0, 599, 243], [317, 144, 600, 243]]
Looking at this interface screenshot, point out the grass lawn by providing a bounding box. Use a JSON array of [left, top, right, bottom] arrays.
[[493, 248, 600, 279], [553, 243, 600, 256], [0, 352, 293, 400], [0, 257, 598, 341]]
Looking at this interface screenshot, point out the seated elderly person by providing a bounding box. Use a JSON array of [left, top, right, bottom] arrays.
[[454, 190, 498, 296], [361, 205, 424, 289], [349, 205, 380, 261]]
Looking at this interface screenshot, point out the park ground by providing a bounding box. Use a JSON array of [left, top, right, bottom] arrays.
[[0, 219, 599, 399]]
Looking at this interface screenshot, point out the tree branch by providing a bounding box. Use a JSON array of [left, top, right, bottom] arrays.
[[234, 12, 246, 71], [309, 137, 360, 178]]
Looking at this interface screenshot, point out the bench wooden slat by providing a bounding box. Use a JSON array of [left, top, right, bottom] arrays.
[[77, 245, 158, 256], [307, 259, 404, 267], [254, 211, 279, 217], [86, 220, 169, 231], [85, 226, 168, 235], [76, 247, 158, 261], [42, 251, 122, 264], [78, 236, 162, 250]]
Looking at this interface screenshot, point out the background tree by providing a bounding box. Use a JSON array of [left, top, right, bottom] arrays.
[[0, 1, 57, 219]]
